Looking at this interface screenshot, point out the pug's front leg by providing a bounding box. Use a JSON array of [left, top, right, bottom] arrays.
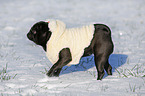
[[47, 48, 72, 77]]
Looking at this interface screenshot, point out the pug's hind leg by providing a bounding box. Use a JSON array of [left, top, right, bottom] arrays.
[[104, 60, 112, 75], [47, 48, 72, 77]]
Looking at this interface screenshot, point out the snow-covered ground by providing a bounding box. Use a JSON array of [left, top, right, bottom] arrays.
[[0, 0, 145, 96]]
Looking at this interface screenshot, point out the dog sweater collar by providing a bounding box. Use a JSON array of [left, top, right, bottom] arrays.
[[47, 20, 66, 43]]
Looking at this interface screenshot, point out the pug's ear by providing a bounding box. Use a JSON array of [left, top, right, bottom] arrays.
[[42, 31, 47, 37]]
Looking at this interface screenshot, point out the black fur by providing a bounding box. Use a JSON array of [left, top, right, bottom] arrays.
[[27, 21, 114, 80], [27, 21, 51, 51]]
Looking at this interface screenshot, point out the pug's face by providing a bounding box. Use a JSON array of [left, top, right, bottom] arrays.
[[27, 21, 51, 46]]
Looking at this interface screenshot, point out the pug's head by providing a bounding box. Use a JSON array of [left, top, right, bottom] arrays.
[[27, 21, 51, 51]]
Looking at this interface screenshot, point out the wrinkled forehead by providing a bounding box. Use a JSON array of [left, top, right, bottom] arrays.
[[32, 22, 41, 28]]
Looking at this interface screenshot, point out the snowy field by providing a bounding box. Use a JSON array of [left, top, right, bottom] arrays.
[[0, 0, 145, 96]]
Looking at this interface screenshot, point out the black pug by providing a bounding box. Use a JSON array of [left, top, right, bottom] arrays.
[[27, 20, 114, 80]]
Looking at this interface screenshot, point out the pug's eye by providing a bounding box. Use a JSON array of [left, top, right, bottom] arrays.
[[32, 31, 36, 34], [31, 30, 36, 35]]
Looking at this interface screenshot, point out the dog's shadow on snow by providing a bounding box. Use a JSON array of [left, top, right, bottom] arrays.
[[60, 54, 128, 78]]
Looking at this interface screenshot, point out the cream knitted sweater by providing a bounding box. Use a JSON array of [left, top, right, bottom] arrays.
[[46, 20, 94, 65]]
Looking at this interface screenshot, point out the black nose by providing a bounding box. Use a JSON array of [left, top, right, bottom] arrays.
[[27, 32, 32, 40], [27, 32, 30, 38]]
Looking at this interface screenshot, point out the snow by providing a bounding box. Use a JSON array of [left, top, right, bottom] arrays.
[[0, 0, 145, 96]]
